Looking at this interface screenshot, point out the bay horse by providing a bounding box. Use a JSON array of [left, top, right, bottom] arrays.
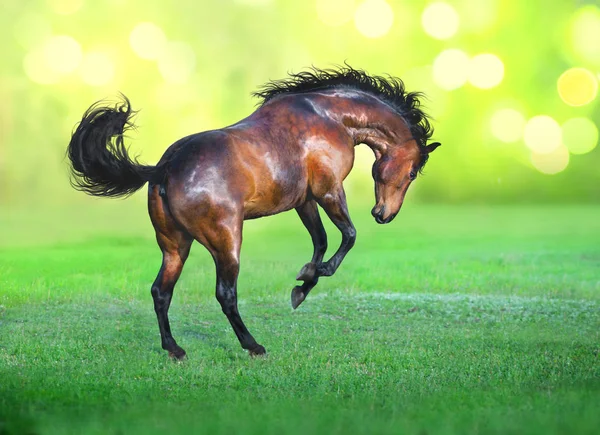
[[67, 66, 440, 358]]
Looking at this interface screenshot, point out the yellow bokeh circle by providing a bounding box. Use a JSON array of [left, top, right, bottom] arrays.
[[23, 35, 82, 85], [569, 5, 600, 67], [80, 52, 115, 86], [523, 115, 562, 154], [421, 2, 460, 40], [490, 108, 525, 143], [468, 53, 504, 89], [557, 67, 598, 106], [129, 22, 167, 61], [561, 117, 598, 155], [530, 146, 569, 175], [354, 0, 394, 38], [44, 35, 82, 74], [432, 49, 469, 90]]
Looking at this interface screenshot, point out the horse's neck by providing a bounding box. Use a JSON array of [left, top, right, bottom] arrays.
[[309, 90, 404, 154], [331, 98, 400, 154], [342, 118, 396, 156]]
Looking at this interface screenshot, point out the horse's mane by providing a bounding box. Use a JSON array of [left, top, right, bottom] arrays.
[[253, 65, 434, 168]]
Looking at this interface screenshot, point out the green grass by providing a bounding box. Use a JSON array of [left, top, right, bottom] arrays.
[[1, 205, 599, 434]]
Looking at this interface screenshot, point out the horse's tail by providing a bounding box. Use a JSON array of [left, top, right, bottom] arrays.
[[67, 95, 161, 198]]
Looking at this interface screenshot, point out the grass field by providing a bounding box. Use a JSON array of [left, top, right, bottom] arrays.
[[1, 204, 599, 434]]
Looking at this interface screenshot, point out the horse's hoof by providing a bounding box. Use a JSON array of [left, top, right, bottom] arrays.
[[168, 347, 187, 361], [291, 286, 306, 310], [248, 344, 266, 357], [296, 262, 317, 281]]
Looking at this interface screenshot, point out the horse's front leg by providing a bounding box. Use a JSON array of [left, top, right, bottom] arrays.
[[315, 186, 356, 277], [291, 200, 328, 309], [293, 187, 356, 308]]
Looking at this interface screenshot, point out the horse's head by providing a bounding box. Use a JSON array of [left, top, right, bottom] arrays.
[[371, 140, 440, 224]]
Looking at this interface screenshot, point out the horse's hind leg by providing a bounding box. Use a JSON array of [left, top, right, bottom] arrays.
[[178, 207, 265, 356], [149, 184, 192, 360], [292, 200, 328, 309]]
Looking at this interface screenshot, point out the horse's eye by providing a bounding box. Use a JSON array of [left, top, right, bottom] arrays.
[[409, 171, 417, 180]]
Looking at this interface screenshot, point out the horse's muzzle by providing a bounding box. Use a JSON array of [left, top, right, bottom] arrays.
[[372, 205, 396, 224]]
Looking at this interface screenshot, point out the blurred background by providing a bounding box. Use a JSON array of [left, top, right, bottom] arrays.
[[0, 0, 599, 245]]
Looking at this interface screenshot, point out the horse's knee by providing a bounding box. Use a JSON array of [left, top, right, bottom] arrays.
[[215, 284, 237, 315], [345, 226, 356, 247]]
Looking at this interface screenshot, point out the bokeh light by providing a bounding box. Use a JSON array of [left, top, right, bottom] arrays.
[[421, 2, 460, 40], [569, 5, 600, 67], [523, 115, 562, 154], [561, 117, 598, 155], [23, 48, 62, 84], [490, 108, 525, 143], [468, 53, 504, 89], [79, 52, 115, 86], [46, 0, 83, 15], [5, 0, 600, 207], [317, 0, 355, 27], [530, 145, 569, 175], [432, 49, 469, 90], [44, 35, 82, 74], [23, 35, 82, 84], [557, 67, 598, 107], [354, 0, 394, 38], [157, 41, 196, 84], [129, 22, 167, 61]]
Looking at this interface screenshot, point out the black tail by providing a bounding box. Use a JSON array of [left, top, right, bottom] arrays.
[[67, 95, 161, 198]]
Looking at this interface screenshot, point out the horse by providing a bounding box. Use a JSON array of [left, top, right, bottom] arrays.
[[67, 66, 441, 359]]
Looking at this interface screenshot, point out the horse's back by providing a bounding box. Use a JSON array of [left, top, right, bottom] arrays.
[[156, 126, 306, 223], [155, 93, 355, 224]]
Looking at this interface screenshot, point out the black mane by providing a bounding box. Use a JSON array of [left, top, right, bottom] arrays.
[[253, 65, 434, 168]]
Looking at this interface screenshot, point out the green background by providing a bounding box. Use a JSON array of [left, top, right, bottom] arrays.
[[1, 2, 599, 434], [1, 0, 599, 221]]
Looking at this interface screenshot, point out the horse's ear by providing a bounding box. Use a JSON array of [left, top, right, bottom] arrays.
[[426, 142, 441, 153]]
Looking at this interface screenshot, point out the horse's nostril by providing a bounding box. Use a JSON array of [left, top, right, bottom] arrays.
[[372, 205, 385, 220]]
